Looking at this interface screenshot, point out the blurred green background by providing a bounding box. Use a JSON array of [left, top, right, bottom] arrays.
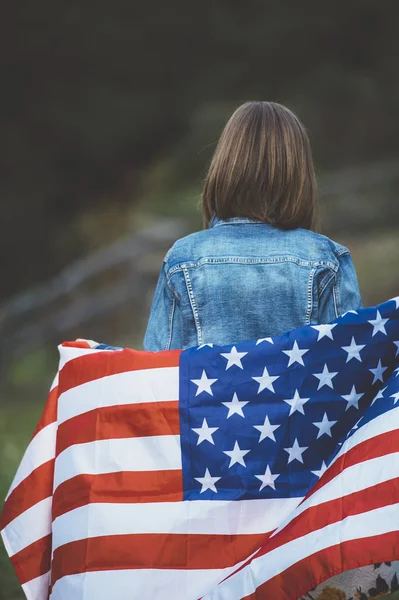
[[1, 1, 399, 598]]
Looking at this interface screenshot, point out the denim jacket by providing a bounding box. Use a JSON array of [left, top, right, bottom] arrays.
[[143, 217, 362, 351]]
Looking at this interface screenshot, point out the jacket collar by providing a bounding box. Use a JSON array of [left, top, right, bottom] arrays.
[[210, 216, 266, 228]]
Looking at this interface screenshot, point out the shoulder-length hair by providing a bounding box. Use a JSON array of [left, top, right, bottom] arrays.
[[201, 101, 318, 231]]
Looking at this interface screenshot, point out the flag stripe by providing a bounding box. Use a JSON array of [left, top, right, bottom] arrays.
[[259, 476, 399, 557], [273, 449, 399, 540], [59, 349, 181, 394], [307, 410, 399, 497], [52, 470, 184, 519], [53, 435, 182, 490], [52, 497, 300, 550], [49, 567, 243, 600], [335, 404, 399, 463], [22, 571, 50, 600], [6, 422, 57, 500], [51, 532, 266, 587], [57, 367, 179, 424], [57, 345, 105, 372], [242, 531, 399, 600], [1, 460, 54, 530], [203, 447, 399, 592], [31, 386, 58, 438], [1, 498, 52, 556], [9, 534, 52, 586], [56, 401, 180, 454], [201, 502, 399, 600]]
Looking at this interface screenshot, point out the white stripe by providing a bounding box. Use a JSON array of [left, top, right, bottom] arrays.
[[58, 366, 179, 424], [54, 435, 181, 489], [50, 565, 246, 600], [202, 502, 399, 599], [1, 497, 52, 556], [58, 344, 104, 370], [6, 422, 57, 499], [334, 405, 399, 463], [22, 571, 50, 600], [271, 450, 399, 538], [50, 373, 59, 391], [52, 497, 300, 550]]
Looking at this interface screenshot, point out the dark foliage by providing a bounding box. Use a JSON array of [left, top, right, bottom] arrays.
[[1, 0, 399, 298]]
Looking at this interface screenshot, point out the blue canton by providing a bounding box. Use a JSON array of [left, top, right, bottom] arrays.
[[179, 297, 399, 501]]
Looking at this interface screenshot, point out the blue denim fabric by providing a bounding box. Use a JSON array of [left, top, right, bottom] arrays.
[[143, 217, 362, 351]]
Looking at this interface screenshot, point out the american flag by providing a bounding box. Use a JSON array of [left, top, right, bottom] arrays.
[[1, 297, 399, 600]]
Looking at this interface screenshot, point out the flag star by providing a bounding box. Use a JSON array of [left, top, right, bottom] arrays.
[[284, 438, 308, 464], [313, 364, 338, 390], [369, 359, 388, 384], [192, 418, 219, 445], [220, 346, 248, 370], [311, 461, 328, 478], [341, 385, 364, 411], [341, 337, 365, 363], [312, 412, 337, 438], [394, 341, 399, 357], [392, 296, 399, 309], [394, 366, 399, 378], [283, 389, 310, 416], [252, 367, 279, 393], [222, 392, 248, 418], [368, 310, 389, 336], [283, 340, 309, 367], [191, 370, 218, 396], [391, 391, 399, 405], [371, 386, 387, 405], [223, 441, 250, 467], [197, 343, 214, 350], [254, 415, 280, 442], [311, 323, 337, 341], [255, 465, 280, 491], [256, 337, 274, 345], [195, 468, 221, 493]]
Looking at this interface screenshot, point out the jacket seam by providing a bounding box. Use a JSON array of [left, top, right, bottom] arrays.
[[164, 296, 176, 351], [318, 270, 336, 296], [306, 267, 317, 324], [182, 267, 202, 345], [333, 273, 340, 317], [334, 247, 350, 258], [166, 256, 338, 278], [212, 220, 265, 227]]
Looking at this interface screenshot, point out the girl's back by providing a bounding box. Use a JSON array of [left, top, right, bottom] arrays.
[[144, 216, 361, 350]]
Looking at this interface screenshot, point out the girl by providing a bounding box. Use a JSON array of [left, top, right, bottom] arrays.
[[143, 101, 362, 351]]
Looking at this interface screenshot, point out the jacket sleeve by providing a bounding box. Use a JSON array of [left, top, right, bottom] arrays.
[[318, 250, 363, 323], [143, 260, 182, 351]]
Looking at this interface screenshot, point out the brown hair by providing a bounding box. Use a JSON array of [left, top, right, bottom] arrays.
[[201, 101, 318, 231]]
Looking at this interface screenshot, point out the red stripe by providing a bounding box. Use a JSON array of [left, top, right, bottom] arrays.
[[52, 470, 183, 520], [51, 532, 266, 586], [304, 428, 399, 501], [62, 341, 93, 348], [56, 401, 180, 455], [243, 531, 399, 599], [219, 474, 399, 585], [31, 386, 58, 439], [10, 534, 51, 585], [59, 348, 181, 394], [257, 476, 399, 558], [0, 460, 54, 530]]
